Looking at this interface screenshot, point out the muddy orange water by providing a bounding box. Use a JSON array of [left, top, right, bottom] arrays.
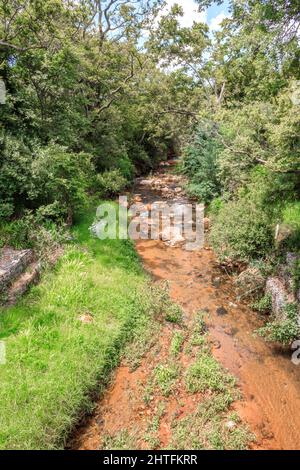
[[70, 164, 300, 450]]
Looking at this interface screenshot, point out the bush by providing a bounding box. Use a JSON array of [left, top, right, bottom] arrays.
[[283, 202, 300, 232], [208, 197, 224, 216], [251, 294, 272, 314], [210, 196, 274, 262], [30, 144, 93, 222], [96, 169, 127, 198], [210, 168, 296, 262], [0, 138, 94, 224], [281, 202, 300, 250], [0, 216, 35, 249], [117, 154, 135, 181], [257, 303, 300, 345], [0, 135, 33, 219], [181, 122, 222, 203], [0, 211, 69, 256]]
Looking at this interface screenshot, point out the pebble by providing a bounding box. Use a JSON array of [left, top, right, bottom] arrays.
[[225, 420, 237, 431]]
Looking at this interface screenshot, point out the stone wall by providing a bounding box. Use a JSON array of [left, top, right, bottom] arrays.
[[0, 248, 33, 293]]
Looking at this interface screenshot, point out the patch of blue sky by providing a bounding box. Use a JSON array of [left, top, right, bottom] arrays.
[[207, 0, 230, 23]]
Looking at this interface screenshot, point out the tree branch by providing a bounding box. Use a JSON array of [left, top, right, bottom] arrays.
[[97, 52, 135, 113]]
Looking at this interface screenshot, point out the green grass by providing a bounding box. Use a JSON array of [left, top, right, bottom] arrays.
[[165, 304, 183, 324], [185, 353, 236, 394], [169, 394, 252, 450], [0, 203, 156, 450], [170, 331, 185, 357], [167, 311, 253, 450], [154, 363, 180, 397], [143, 402, 166, 449], [102, 429, 138, 450], [283, 201, 300, 231]]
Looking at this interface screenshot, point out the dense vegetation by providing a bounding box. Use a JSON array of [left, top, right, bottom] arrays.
[[0, 0, 300, 448], [180, 0, 300, 264], [178, 0, 300, 345], [0, 204, 184, 449], [1, 1, 299, 253], [0, 0, 198, 248]]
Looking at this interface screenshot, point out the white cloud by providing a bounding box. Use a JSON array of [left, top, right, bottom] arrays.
[[160, 0, 207, 28], [155, 1, 230, 34], [209, 11, 229, 31]]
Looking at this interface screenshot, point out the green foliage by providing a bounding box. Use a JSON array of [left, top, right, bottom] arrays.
[[29, 145, 93, 221], [96, 169, 127, 198], [283, 202, 300, 231], [165, 303, 183, 324], [0, 135, 33, 219], [0, 0, 195, 233], [181, 0, 300, 268], [0, 215, 35, 249], [257, 303, 300, 345], [154, 363, 179, 397], [0, 138, 93, 224], [185, 352, 235, 394], [170, 331, 185, 357], [182, 122, 222, 202], [210, 168, 297, 262], [252, 294, 272, 314], [169, 392, 252, 450], [281, 202, 300, 249], [209, 177, 274, 261], [102, 430, 138, 451], [0, 204, 166, 449], [208, 197, 224, 216], [117, 154, 135, 181]]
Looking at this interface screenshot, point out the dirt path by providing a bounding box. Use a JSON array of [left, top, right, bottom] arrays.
[[70, 164, 300, 450]]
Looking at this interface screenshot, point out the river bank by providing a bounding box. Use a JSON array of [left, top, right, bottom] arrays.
[[70, 164, 300, 450]]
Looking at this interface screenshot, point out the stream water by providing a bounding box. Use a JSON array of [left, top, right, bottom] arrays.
[[71, 163, 300, 450]]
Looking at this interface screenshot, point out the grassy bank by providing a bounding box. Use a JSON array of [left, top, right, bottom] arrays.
[[0, 204, 154, 450]]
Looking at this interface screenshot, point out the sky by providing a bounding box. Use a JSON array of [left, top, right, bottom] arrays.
[[160, 0, 230, 31]]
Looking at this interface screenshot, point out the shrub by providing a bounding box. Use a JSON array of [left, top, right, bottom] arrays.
[[257, 303, 300, 345], [117, 154, 135, 181], [0, 211, 69, 255], [0, 138, 94, 224], [96, 169, 127, 198], [208, 197, 224, 216], [165, 303, 183, 324], [216, 102, 274, 194], [281, 202, 300, 250], [0, 135, 33, 219], [182, 122, 222, 202], [30, 144, 93, 222], [210, 196, 274, 262], [251, 294, 272, 314], [210, 168, 296, 262], [0, 216, 35, 249], [283, 202, 300, 232]]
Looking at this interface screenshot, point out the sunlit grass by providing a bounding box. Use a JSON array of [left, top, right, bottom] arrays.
[[0, 203, 150, 450]]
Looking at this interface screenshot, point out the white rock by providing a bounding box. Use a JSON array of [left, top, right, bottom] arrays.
[[225, 420, 237, 431], [140, 179, 154, 186]]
